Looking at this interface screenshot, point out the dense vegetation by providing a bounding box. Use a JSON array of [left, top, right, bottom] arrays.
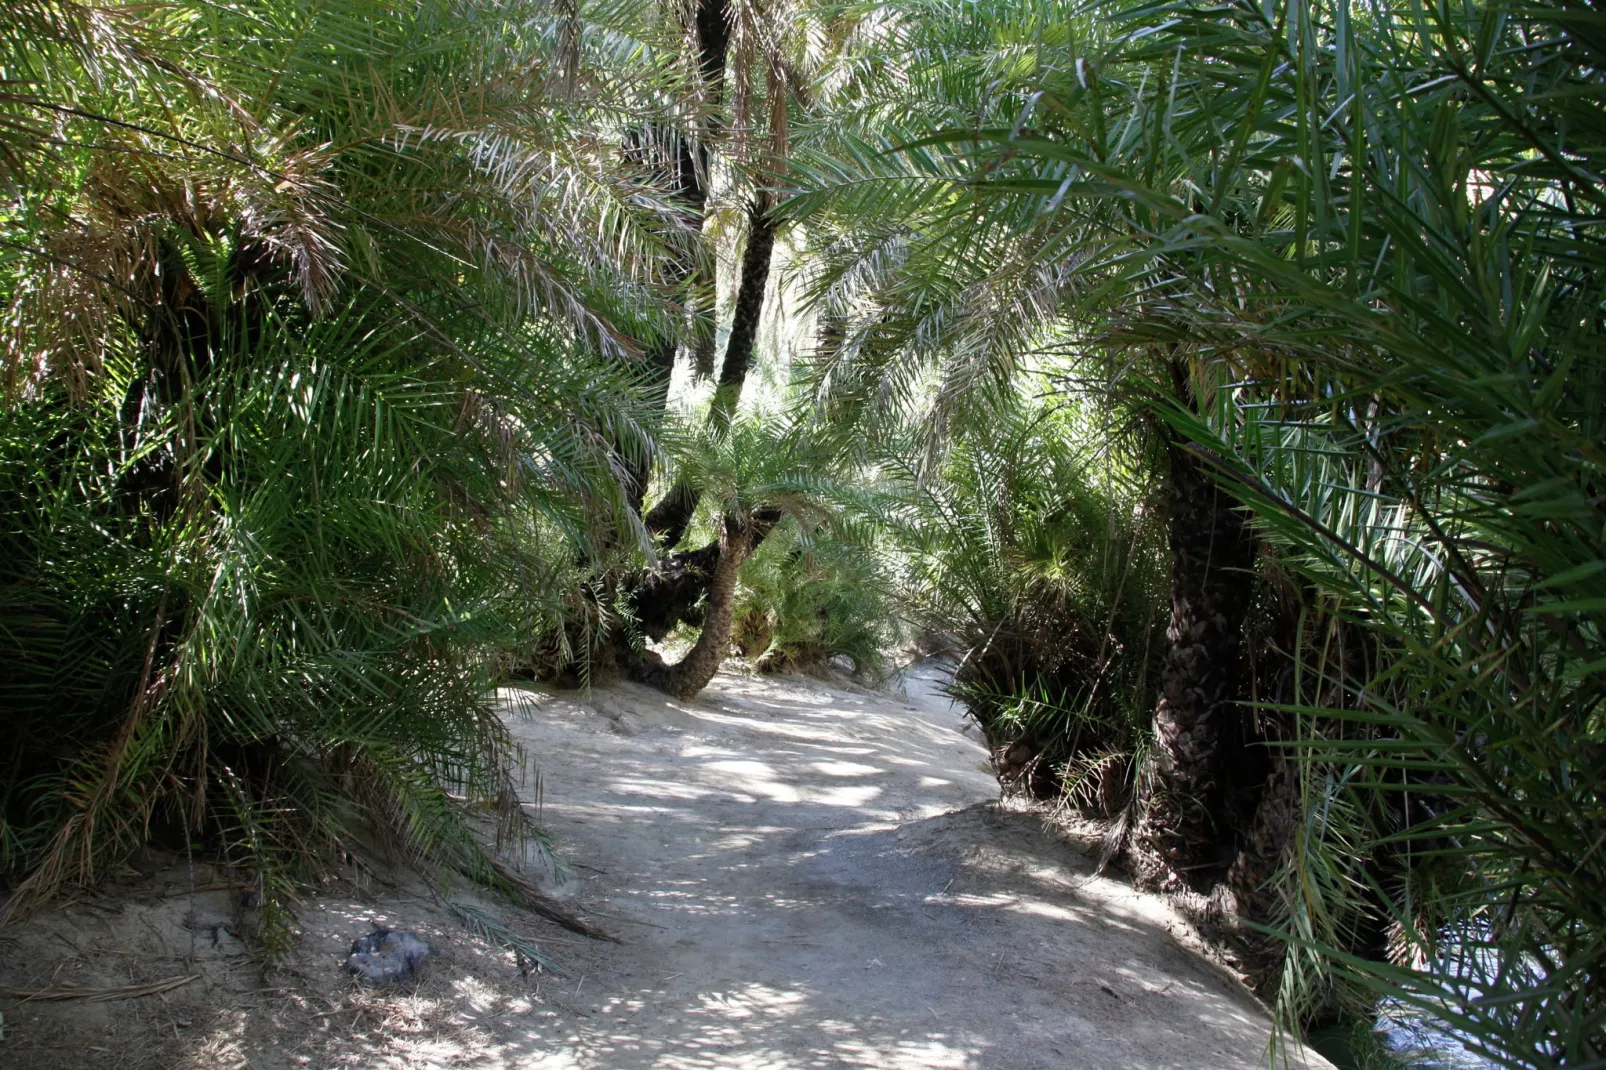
[[3, 0, 1601, 1064]]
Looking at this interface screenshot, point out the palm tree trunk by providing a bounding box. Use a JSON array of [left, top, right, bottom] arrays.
[[618, 0, 732, 516], [626, 8, 776, 684], [659, 519, 751, 699], [622, 508, 779, 698], [644, 196, 777, 547], [621, 517, 752, 699], [642, 475, 700, 550], [1133, 391, 1259, 890], [707, 195, 776, 429]]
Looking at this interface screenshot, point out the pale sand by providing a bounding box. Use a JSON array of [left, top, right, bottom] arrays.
[[0, 664, 1331, 1069]]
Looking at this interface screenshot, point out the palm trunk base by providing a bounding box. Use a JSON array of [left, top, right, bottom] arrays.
[[624, 521, 751, 700], [1130, 432, 1259, 891], [544, 511, 778, 699]]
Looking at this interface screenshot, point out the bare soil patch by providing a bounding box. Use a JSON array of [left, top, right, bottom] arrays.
[[0, 665, 1329, 1069]]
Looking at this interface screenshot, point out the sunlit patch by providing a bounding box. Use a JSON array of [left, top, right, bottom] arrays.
[[941, 891, 1019, 907], [699, 758, 802, 802], [1002, 898, 1096, 925], [607, 775, 721, 801], [175, 1009, 250, 1070], [795, 742, 879, 756], [708, 831, 766, 849], [692, 758, 893, 811], [450, 975, 501, 1013], [810, 760, 883, 777], [808, 783, 885, 807], [516, 1053, 586, 1069], [831, 1035, 979, 1068], [680, 744, 745, 759], [693, 983, 808, 1020]]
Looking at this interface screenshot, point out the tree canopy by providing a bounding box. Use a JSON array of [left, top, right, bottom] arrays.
[[3, 0, 1602, 1062]]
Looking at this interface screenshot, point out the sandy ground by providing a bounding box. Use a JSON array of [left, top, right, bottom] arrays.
[[0, 665, 1331, 1069]]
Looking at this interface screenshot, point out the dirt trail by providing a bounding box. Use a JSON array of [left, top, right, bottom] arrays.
[[0, 667, 1331, 1070], [489, 666, 1326, 1070]]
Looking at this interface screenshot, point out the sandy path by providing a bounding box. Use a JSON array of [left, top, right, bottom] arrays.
[[0, 666, 1329, 1069], [493, 667, 1325, 1070]]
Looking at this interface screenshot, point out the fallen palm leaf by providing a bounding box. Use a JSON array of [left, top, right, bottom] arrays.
[[446, 900, 566, 977], [483, 857, 619, 943], [0, 974, 199, 1002]]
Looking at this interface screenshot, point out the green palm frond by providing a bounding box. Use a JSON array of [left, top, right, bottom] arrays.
[[0, 0, 685, 937]]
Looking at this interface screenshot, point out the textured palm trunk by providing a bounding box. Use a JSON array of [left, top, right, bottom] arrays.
[[655, 520, 751, 699], [707, 196, 776, 429], [617, 0, 731, 516], [1223, 746, 1300, 989], [645, 196, 777, 547], [661, 522, 749, 699], [1227, 617, 1394, 1005], [1133, 422, 1259, 890]]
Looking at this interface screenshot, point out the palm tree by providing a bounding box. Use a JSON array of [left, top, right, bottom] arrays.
[[543, 0, 833, 700], [876, 390, 1169, 801], [625, 418, 847, 697], [0, 0, 682, 921], [8, 0, 1601, 1057], [795, 0, 1606, 1056], [786, 0, 1272, 891]]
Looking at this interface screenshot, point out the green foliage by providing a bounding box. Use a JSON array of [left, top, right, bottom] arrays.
[[794, 0, 1606, 1059], [6, 0, 1601, 1062], [1029, 0, 1606, 1058], [639, 412, 899, 676], [731, 520, 896, 678], [880, 388, 1168, 801], [666, 416, 846, 532], [0, 0, 675, 921], [446, 900, 565, 977], [1308, 1020, 1426, 1070]]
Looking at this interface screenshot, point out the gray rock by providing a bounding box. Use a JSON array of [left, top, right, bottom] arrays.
[[344, 929, 432, 985]]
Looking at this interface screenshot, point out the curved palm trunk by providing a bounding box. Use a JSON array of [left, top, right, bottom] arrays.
[[661, 521, 751, 699], [629, 506, 781, 640], [620, 5, 779, 690], [1133, 397, 1259, 890], [626, 518, 753, 699]]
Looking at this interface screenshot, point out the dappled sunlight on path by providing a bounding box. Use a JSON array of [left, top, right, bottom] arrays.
[[0, 664, 1328, 1069], [0, 664, 1325, 1069], [481, 665, 1329, 1070]]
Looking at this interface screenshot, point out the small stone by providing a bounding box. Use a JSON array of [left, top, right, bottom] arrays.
[[344, 929, 433, 985]]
